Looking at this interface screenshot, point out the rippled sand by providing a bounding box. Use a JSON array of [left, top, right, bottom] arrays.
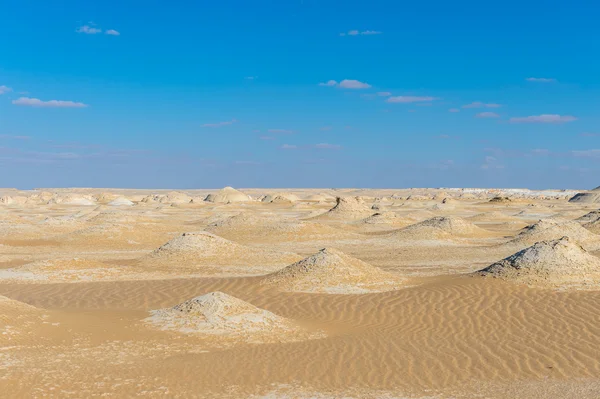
[[1, 187, 600, 398]]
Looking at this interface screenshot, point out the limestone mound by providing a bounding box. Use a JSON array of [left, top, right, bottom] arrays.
[[468, 211, 515, 222], [145, 292, 317, 343], [311, 196, 373, 220], [140, 231, 301, 275], [357, 212, 407, 225], [577, 210, 600, 224], [476, 237, 600, 289], [261, 193, 300, 203], [569, 191, 600, 204], [489, 196, 512, 203], [508, 219, 599, 249], [159, 191, 192, 204], [205, 213, 356, 242], [389, 216, 489, 240], [108, 197, 134, 206], [204, 187, 251, 203], [260, 248, 403, 294]]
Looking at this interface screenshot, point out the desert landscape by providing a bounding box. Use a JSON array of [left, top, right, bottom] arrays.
[[2, 186, 600, 398]]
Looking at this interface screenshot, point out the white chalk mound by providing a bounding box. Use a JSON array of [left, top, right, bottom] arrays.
[[108, 197, 134, 206], [260, 248, 403, 293], [477, 236, 600, 289], [140, 231, 300, 275], [146, 292, 306, 341], [390, 216, 488, 240], [204, 187, 251, 203], [508, 219, 599, 249], [312, 196, 373, 220]]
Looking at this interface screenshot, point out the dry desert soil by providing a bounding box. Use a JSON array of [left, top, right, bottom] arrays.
[[2, 186, 600, 398]]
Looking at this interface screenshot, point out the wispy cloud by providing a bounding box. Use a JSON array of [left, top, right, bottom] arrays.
[[281, 144, 298, 150], [234, 160, 262, 165], [268, 129, 294, 134], [259, 136, 275, 140], [526, 77, 557, 83], [320, 126, 332, 131], [571, 149, 600, 158], [76, 25, 102, 34], [386, 96, 438, 103], [377, 91, 391, 97], [245, 76, 257, 80], [462, 101, 501, 108], [319, 79, 371, 89], [476, 112, 500, 118], [201, 119, 237, 128], [0, 85, 12, 95], [509, 114, 577, 124], [481, 155, 504, 170], [581, 132, 600, 137], [448, 108, 460, 113], [105, 29, 120, 36], [12, 97, 88, 108], [0, 134, 31, 140], [340, 30, 382, 36], [314, 143, 342, 150]]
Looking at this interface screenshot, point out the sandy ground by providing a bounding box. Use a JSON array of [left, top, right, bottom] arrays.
[[1, 187, 600, 398]]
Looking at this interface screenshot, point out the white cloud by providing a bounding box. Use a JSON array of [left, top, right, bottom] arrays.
[[319, 79, 371, 89], [12, 97, 88, 108], [462, 101, 501, 108], [201, 119, 237, 128], [319, 80, 338, 87], [268, 129, 294, 134], [314, 143, 342, 150], [476, 112, 500, 118], [76, 25, 102, 34], [0, 85, 12, 95], [509, 114, 577, 124], [259, 136, 275, 140], [377, 91, 391, 97], [448, 108, 460, 113], [338, 79, 371, 89], [571, 149, 600, 158], [481, 155, 504, 170], [386, 96, 437, 103], [105, 29, 120, 36], [245, 76, 257, 80], [0, 134, 30, 140], [341, 30, 382, 36], [281, 144, 297, 150], [526, 77, 557, 83]]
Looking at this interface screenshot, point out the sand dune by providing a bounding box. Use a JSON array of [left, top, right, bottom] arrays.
[[260, 248, 404, 293]]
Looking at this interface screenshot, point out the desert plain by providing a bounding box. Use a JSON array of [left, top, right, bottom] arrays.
[[2, 186, 600, 398]]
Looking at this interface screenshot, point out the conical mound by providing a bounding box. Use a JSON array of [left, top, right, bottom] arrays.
[[311, 196, 373, 220], [108, 197, 134, 206], [389, 216, 489, 240], [508, 219, 599, 249], [0, 295, 46, 344], [205, 213, 358, 242], [569, 191, 600, 203], [146, 292, 316, 343], [260, 248, 403, 293], [261, 193, 299, 203], [140, 231, 301, 275], [357, 212, 405, 225], [577, 210, 600, 224], [476, 237, 600, 289], [204, 187, 251, 203]]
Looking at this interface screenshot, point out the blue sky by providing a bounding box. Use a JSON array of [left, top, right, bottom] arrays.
[[1, 0, 599, 189]]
